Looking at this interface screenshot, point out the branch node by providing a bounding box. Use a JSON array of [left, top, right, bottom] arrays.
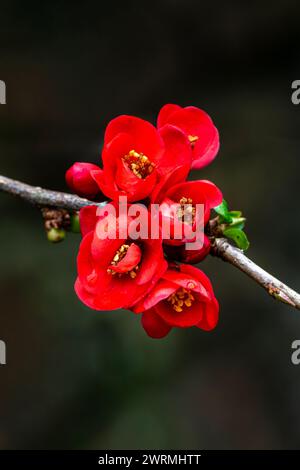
[[41, 207, 72, 231]]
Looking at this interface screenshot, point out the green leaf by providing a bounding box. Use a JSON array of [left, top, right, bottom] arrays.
[[228, 210, 242, 218], [229, 217, 246, 230], [214, 199, 232, 223], [229, 222, 245, 230], [223, 227, 250, 251]]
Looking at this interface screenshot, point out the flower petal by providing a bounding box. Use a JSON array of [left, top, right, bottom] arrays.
[[108, 243, 142, 273], [192, 125, 219, 169], [79, 205, 98, 236], [179, 264, 215, 294], [141, 308, 172, 339], [162, 269, 210, 300], [104, 115, 164, 161], [157, 124, 192, 173], [157, 104, 182, 128], [76, 233, 112, 295], [165, 180, 223, 209], [150, 164, 190, 203], [91, 218, 126, 266], [136, 239, 167, 286], [91, 169, 120, 201], [133, 278, 177, 313], [196, 297, 219, 331], [163, 235, 211, 263], [157, 104, 219, 169], [155, 297, 204, 328]]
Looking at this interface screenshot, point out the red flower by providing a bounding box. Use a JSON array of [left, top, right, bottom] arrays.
[[79, 204, 99, 236], [159, 180, 222, 248], [75, 205, 168, 311], [67, 105, 224, 339], [134, 264, 219, 338], [66, 162, 101, 198], [157, 104, 219, 170], [164, 235, 211, 264], [92, 115, 192, 202]]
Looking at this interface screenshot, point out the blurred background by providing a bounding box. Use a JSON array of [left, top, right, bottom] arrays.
[[0, 0, 300, 450]]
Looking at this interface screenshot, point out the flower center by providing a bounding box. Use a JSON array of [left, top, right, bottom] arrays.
[[167, 287, 195, 313], [188, 135, 198, 149], [177, 196, 196, 223], [107, 243, 139, 279], [123, 149, 155, 179]]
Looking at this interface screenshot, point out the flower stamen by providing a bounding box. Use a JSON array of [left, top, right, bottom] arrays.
[[177, 196, 196, 224], [188, 135, 199, 149], [123, 150, 155, 179], [167, 287, 195, 312]]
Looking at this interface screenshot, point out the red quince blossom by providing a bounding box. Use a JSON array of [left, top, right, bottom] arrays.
[[159, 180, 222, 250], [164, 235, 211, 264], [66, 162, 101, 198], [75, 205, 168, 311], [67, 104, 226, 340], [133, 264, 219, 339], [79, 204, 99, 236], [157, 104, 219, 170], [92, 115, 192, 202]]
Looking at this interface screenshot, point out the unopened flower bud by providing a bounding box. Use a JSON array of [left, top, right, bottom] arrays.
[[47, 228, 66, 243], [70, 213, 81, 233], [65, 162, 100, 198]]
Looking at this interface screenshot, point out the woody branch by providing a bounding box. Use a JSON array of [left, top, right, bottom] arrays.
[[1, 174, 299, 310]]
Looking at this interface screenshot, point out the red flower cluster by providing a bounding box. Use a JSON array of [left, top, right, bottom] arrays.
[[66, 104, 222, 339]]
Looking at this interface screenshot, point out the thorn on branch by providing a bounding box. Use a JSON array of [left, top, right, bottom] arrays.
[[267, 283, 297, 307]]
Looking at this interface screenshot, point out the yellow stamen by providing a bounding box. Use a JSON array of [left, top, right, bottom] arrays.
[[123, 149, 155, 179], [167, 287, 195, 312], [188, 135, 199, 148], [177, 196, 196, 223]]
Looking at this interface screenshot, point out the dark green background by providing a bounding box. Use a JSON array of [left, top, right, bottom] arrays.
[[0, 0, 300, 449]]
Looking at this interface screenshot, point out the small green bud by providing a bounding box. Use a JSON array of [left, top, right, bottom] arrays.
[[70, 213, 81, 233], [214, 200, 232, 223], [229, 217, 246, 229], [47, 228, 66, 243]]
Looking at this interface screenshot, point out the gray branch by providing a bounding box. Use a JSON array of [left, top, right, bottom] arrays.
[[1, 174, 299, 310], [0, 175, 101, 210], [213, 238, 300, 310]]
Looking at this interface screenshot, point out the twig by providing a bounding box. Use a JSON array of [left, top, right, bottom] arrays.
[[1, 174, 299, 310], [0, 175, 100, 211], [213, 238, 300, 310]]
